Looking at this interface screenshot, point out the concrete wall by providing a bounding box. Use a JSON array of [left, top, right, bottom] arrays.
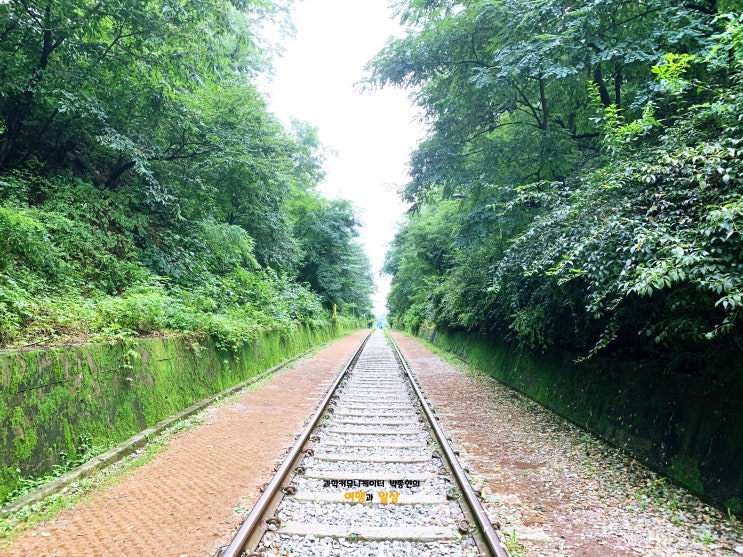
[[418, 327, 743, 513], [0, 323, 353, 503]]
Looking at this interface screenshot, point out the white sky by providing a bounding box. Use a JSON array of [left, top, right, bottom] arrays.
[[260, 0, 424, 316]]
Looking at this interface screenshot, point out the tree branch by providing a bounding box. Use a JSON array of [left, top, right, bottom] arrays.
[[510, 79, 543, 129], [538, 72, 548, 131]]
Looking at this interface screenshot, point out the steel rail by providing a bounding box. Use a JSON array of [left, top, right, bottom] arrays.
[[219, 329, 373, 557], [387, 331, 510, 557]]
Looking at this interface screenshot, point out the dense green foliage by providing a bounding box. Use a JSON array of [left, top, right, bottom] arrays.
[[373, 1, 743, 373], [0, 0, 373, 348]]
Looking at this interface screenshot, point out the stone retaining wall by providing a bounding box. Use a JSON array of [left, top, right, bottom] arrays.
[[417, 327, 743, 513], [0, 323, 354, 503]]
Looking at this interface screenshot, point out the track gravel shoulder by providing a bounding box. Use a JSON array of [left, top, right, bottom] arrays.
[[390, 331, 743, 557], [1, 330, 369, 557]]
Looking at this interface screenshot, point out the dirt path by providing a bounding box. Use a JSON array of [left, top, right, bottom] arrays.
[[390, 331, 743, 557], [2, 330, 369, 557]]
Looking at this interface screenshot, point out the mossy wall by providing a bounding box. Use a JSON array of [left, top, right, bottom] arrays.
[[418, 327, 743, 512], [0, 323, 357, 503]]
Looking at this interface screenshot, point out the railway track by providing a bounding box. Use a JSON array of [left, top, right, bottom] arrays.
[[220, 330, 508, 557]]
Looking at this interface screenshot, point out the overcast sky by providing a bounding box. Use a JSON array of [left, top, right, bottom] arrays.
[[260, 0, 424, 315]]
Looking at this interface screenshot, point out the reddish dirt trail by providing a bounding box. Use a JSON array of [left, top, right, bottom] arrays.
[[2, 330, 368, 557], [389, 331, 743, 557]]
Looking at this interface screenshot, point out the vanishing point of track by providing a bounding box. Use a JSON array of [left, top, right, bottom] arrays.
[[220, 329, 509, 557]]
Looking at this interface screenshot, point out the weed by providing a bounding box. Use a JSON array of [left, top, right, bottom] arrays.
[[503, 528, 526, 557], [88, 323, 137, 344], [725, 497, 741, 522], [633, 477, 683, 514], [692, 529, 717, 547]]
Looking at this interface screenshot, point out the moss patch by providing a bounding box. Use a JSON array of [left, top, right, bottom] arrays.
[[0, 322, 359, 503]]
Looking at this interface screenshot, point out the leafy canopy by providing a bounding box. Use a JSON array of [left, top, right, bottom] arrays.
[[375, 1, 743, 374], [0, 0, 375, 348]]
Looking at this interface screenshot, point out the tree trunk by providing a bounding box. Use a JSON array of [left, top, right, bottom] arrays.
[[104, 160, 137, 189], [0, 3, 59, 168], [593, 65, 612, 108], [539, 73, 548, 131]]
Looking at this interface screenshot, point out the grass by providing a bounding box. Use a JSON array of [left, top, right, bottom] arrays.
[[2, 435, 108, 506], [503, 528, 526, 557], [0, 412, 206, 545]]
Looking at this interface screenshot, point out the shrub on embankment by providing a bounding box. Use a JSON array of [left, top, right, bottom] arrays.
[[415, 326, 743, 515], [0, 322, 361, 505]]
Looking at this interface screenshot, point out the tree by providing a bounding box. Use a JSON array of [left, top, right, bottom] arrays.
[[293, 196, 374, 316], [0, 0, 374, 350], [375, 0, 742, 371], [367, 0, 710, 205], [0, 0, 273, 192]]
